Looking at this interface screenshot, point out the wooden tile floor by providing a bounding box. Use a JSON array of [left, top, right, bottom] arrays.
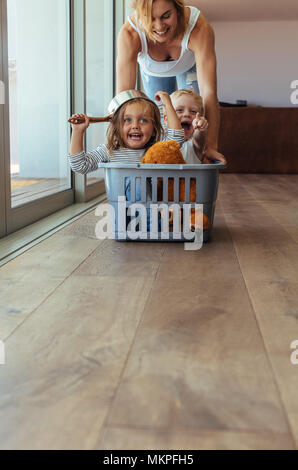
[[0, 174, 298, 450]]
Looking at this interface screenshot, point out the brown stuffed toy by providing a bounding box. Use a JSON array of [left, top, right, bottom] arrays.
[[141, 140, 210, 231], [142, 140, 185, 165]]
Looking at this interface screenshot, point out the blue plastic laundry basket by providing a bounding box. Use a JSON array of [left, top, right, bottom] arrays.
[[99, 162, 226, 242]]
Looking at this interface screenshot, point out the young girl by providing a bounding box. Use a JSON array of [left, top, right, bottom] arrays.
[[68, 91, 184, 173]]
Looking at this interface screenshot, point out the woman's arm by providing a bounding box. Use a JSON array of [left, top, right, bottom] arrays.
[[116, 22, 142, 93], [189, 15, 226, 163]]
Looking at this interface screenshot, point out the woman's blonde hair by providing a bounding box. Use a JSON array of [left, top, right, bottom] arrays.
[[106, 98, 163, 153], [170, 89, 204, 115], [130, 0, 187, 42]]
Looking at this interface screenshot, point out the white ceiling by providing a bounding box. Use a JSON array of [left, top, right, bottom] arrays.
[[192, 0, 298, 21]]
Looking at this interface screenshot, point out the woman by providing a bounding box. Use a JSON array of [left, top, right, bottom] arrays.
[[116, 0, 226, 163]]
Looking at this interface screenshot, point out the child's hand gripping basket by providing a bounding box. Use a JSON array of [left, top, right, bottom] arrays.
[[98, 162, 226, 243]]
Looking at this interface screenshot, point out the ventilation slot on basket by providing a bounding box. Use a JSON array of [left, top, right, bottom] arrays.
[[136, 177, 141, 201], [145, 177, 152, 201], [157, 177, 163, 202], [124, 177, 130, 201], [167, 178, 174, 202], [124, 176, 142, 202], [156, 178, 177, 202], [190, 178, 196, 202], [178, 178, 197, 203]]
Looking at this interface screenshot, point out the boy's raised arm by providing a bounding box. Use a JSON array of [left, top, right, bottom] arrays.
[[192, 113, 208, 161], [155, 91, 182, 131]]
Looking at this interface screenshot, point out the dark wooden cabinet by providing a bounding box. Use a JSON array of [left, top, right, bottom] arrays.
[[218, 107, 298, 173]]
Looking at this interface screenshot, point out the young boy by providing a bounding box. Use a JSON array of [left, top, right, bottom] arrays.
[[164, 89, 209, 163]]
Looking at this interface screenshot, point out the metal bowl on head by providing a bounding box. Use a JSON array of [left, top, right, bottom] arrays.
[[107, 90, 158, 115], [68, 90, 157, 125]]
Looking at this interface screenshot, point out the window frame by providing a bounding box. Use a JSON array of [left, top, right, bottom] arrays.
[[1, 0, 74, 236], [0, 0, 123, 238]]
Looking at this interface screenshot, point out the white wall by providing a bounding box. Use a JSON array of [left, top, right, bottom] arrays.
[[212, 21, 298, 107]]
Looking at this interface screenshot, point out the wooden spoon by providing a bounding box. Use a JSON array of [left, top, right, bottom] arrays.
[[68, 114, 112, 124]]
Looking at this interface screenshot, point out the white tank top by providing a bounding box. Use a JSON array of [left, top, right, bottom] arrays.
[[127, 6, 200, 77]]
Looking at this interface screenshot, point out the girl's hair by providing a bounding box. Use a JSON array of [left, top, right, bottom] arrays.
[[106, 98, 163, 152], [170, 89, 204, 115], [130, 0, 187, 42]]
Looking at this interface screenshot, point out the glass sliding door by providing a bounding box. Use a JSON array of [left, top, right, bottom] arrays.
[[0, 0, 119, 238], [7, 0, 71, 208], [85, 0, 113, 188], [0, 0, 74, 236], [0, 0, 6, 238]]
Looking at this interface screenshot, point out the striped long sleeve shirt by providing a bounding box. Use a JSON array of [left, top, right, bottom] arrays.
[[68, 128, 185, 174]]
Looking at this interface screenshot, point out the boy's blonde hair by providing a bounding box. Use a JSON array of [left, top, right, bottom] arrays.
[[130, 0, 187, 42], [106, 98, 163, 153], [170, 89, 204, 115]]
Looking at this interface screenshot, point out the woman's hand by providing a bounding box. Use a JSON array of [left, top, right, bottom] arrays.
[[69, 114, 90, 133], [202, 147, 226, 164]]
